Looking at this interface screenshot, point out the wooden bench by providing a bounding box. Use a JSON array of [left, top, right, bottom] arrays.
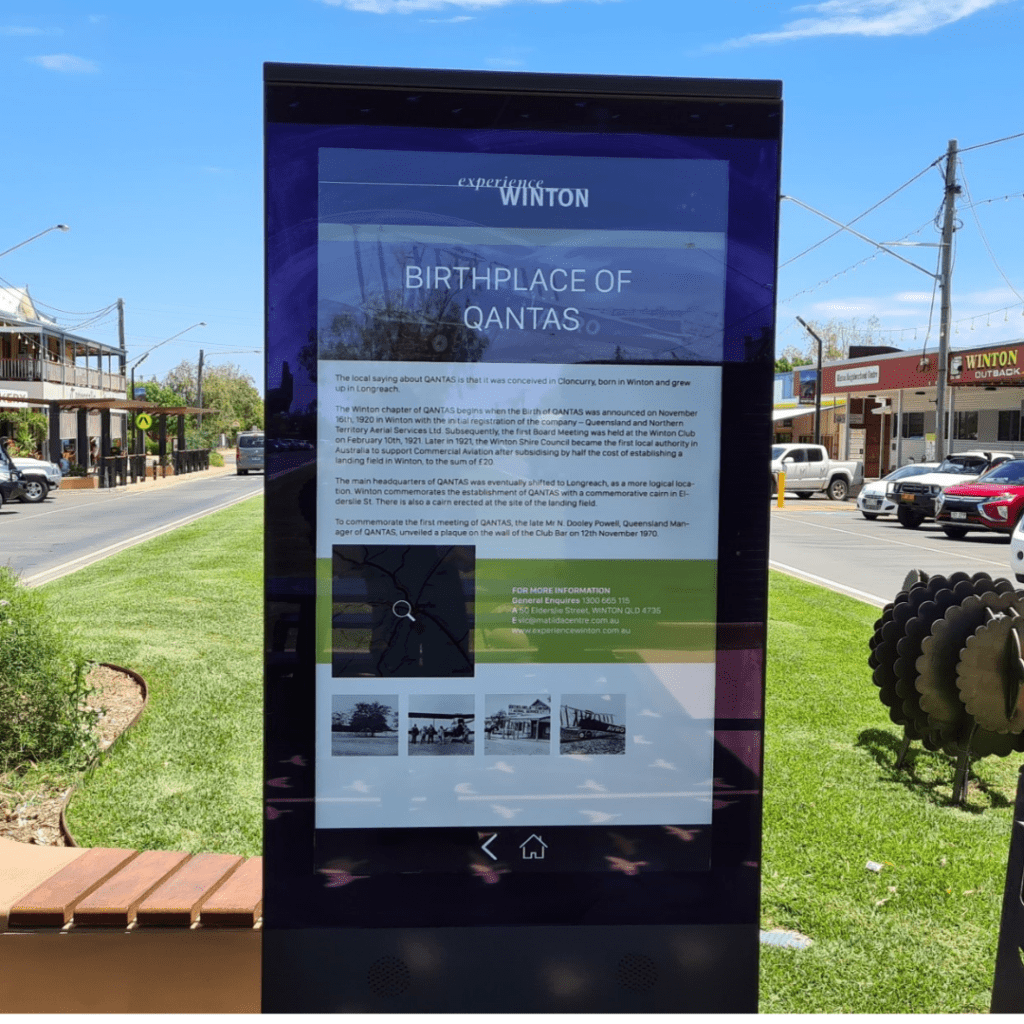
[[0, 837, 260, 1012]]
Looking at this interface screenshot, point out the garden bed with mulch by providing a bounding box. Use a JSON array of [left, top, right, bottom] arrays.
[[0, 665, 145, 847]]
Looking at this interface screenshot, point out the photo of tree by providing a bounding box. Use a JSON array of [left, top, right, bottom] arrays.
[[331, 694, 399, 756]]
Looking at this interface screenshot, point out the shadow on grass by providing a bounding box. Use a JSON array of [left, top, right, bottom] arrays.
[[855, 727, 1013, 812]]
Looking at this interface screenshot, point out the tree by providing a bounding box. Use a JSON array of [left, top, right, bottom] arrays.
[[775, 354, 813, 374], [782, 315, 884, 366], [349, 701, 395, 737], [162, 360, 264, 447], [132, 379, 183, 409]]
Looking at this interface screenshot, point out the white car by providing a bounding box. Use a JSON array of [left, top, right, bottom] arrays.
[[856, 462, 940, 520], [1012, 515, 1024, 582], [11, 457, 61, 503]]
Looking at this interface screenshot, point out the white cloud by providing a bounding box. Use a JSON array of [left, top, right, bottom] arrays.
[[423, 15, 475, 21], [490, 803, 522, 819], [580, 809, 618, 823], [719, 0, 1010, 48], [321, 0, 612, 12], [28, 53, 98, 72]]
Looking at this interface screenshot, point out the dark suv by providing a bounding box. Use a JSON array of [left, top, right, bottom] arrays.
[[0, 447, 27, 509]]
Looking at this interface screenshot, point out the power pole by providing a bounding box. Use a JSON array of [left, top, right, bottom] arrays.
[[935, 139, 959, 462], [117, 298, 126, 378], [197, 349, 205, 435]]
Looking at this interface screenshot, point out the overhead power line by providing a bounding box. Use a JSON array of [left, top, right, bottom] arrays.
[[958, 159, 1024, 307], [959, 129, 1024, 153], [780, 157, 942, 268]]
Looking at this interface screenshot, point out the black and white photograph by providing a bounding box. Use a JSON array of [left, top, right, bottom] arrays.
[[484, 694, 551, 755], [407, 694, 475, 755], [330, 694, 399, 756], [559, 695, 626, 755], [331, 544, 475, 678]]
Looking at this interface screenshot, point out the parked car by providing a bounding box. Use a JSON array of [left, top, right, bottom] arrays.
[[889, 450, 1017, 528], [856, 462, 939, 520], [0, 448, 26, 509], [11, 457, 61, 503], [1010, 514, 1024, 581], [934, 457, 1024, 539], [770, 443, 864, 501], [236, 431, 265, 475]]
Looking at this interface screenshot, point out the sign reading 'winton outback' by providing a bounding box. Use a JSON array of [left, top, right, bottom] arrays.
[[950, 343, 1024, 385]]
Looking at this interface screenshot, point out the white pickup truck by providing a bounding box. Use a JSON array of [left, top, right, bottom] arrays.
[[771, 443, 864, 501]]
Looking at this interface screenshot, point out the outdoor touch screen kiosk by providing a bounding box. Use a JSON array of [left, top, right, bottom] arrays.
[[263, 63, 781, 1014]]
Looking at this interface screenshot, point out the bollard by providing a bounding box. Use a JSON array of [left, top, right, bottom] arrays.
[[776, 471, 785, 508]]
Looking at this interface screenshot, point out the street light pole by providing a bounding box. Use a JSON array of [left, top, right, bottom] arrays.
[[0, 223, 70, 260], [126, 321, 206, 454], [796, 316, 824, 447]]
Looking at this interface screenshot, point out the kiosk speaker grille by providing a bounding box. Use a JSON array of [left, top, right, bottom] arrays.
[[367, 955, 412, 998], [617, 953, 658, 992]]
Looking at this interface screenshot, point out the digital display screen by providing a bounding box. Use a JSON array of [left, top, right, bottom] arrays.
[[264, 67, 779, 941], [313, 140, 726, 865]]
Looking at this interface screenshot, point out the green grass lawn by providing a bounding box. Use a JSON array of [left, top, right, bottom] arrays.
[[761, 571, 1019, 1014], [38, 508, 1020, 1012], [44, 496, 263, 857]]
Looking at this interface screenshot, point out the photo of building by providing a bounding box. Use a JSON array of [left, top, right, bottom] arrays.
[[484, 695, 551, 755]]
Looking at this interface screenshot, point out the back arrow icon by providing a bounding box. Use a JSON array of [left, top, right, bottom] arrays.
[[481, 834, 498, 860]]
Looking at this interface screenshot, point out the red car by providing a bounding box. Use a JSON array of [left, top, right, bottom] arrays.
[[935, 457, 1024, 539]]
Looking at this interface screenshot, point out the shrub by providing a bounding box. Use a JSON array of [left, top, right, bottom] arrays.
[[209, 450, 224, 467], [0, 568, 98, 771], [0, 409, 48, 456]]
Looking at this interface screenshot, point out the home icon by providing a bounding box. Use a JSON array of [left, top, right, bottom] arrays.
[[520, 834, 547, 860]]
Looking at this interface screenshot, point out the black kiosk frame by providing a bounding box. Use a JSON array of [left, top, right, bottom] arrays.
[[263, 62, 781, 1013]]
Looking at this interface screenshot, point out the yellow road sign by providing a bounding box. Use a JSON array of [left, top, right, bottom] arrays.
[[136, 413, 153, 431]]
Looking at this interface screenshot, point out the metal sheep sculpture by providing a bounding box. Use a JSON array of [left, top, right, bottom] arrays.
[[869, 570, 1024, 804]]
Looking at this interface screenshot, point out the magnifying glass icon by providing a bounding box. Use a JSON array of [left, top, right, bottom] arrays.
[[392, 600, 416, 622]]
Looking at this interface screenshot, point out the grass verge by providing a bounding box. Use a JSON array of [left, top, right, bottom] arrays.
[[760, 570, 1018, 1014], [24, 513, 1020, 1012], [43, 496, 262, 857]]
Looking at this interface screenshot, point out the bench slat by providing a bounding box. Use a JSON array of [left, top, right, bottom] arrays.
[[8, 848, 138, 928], [73, 850, 191, 927], [199, 856, 262, 927], [136, 853, 244, 927]]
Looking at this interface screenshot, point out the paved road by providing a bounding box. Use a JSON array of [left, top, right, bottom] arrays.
[[769, 494, 1017, 607], [0, 464, 263, 586]]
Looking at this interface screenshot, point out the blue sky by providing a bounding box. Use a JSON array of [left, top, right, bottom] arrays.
[[2, 0, 1023, 389]]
